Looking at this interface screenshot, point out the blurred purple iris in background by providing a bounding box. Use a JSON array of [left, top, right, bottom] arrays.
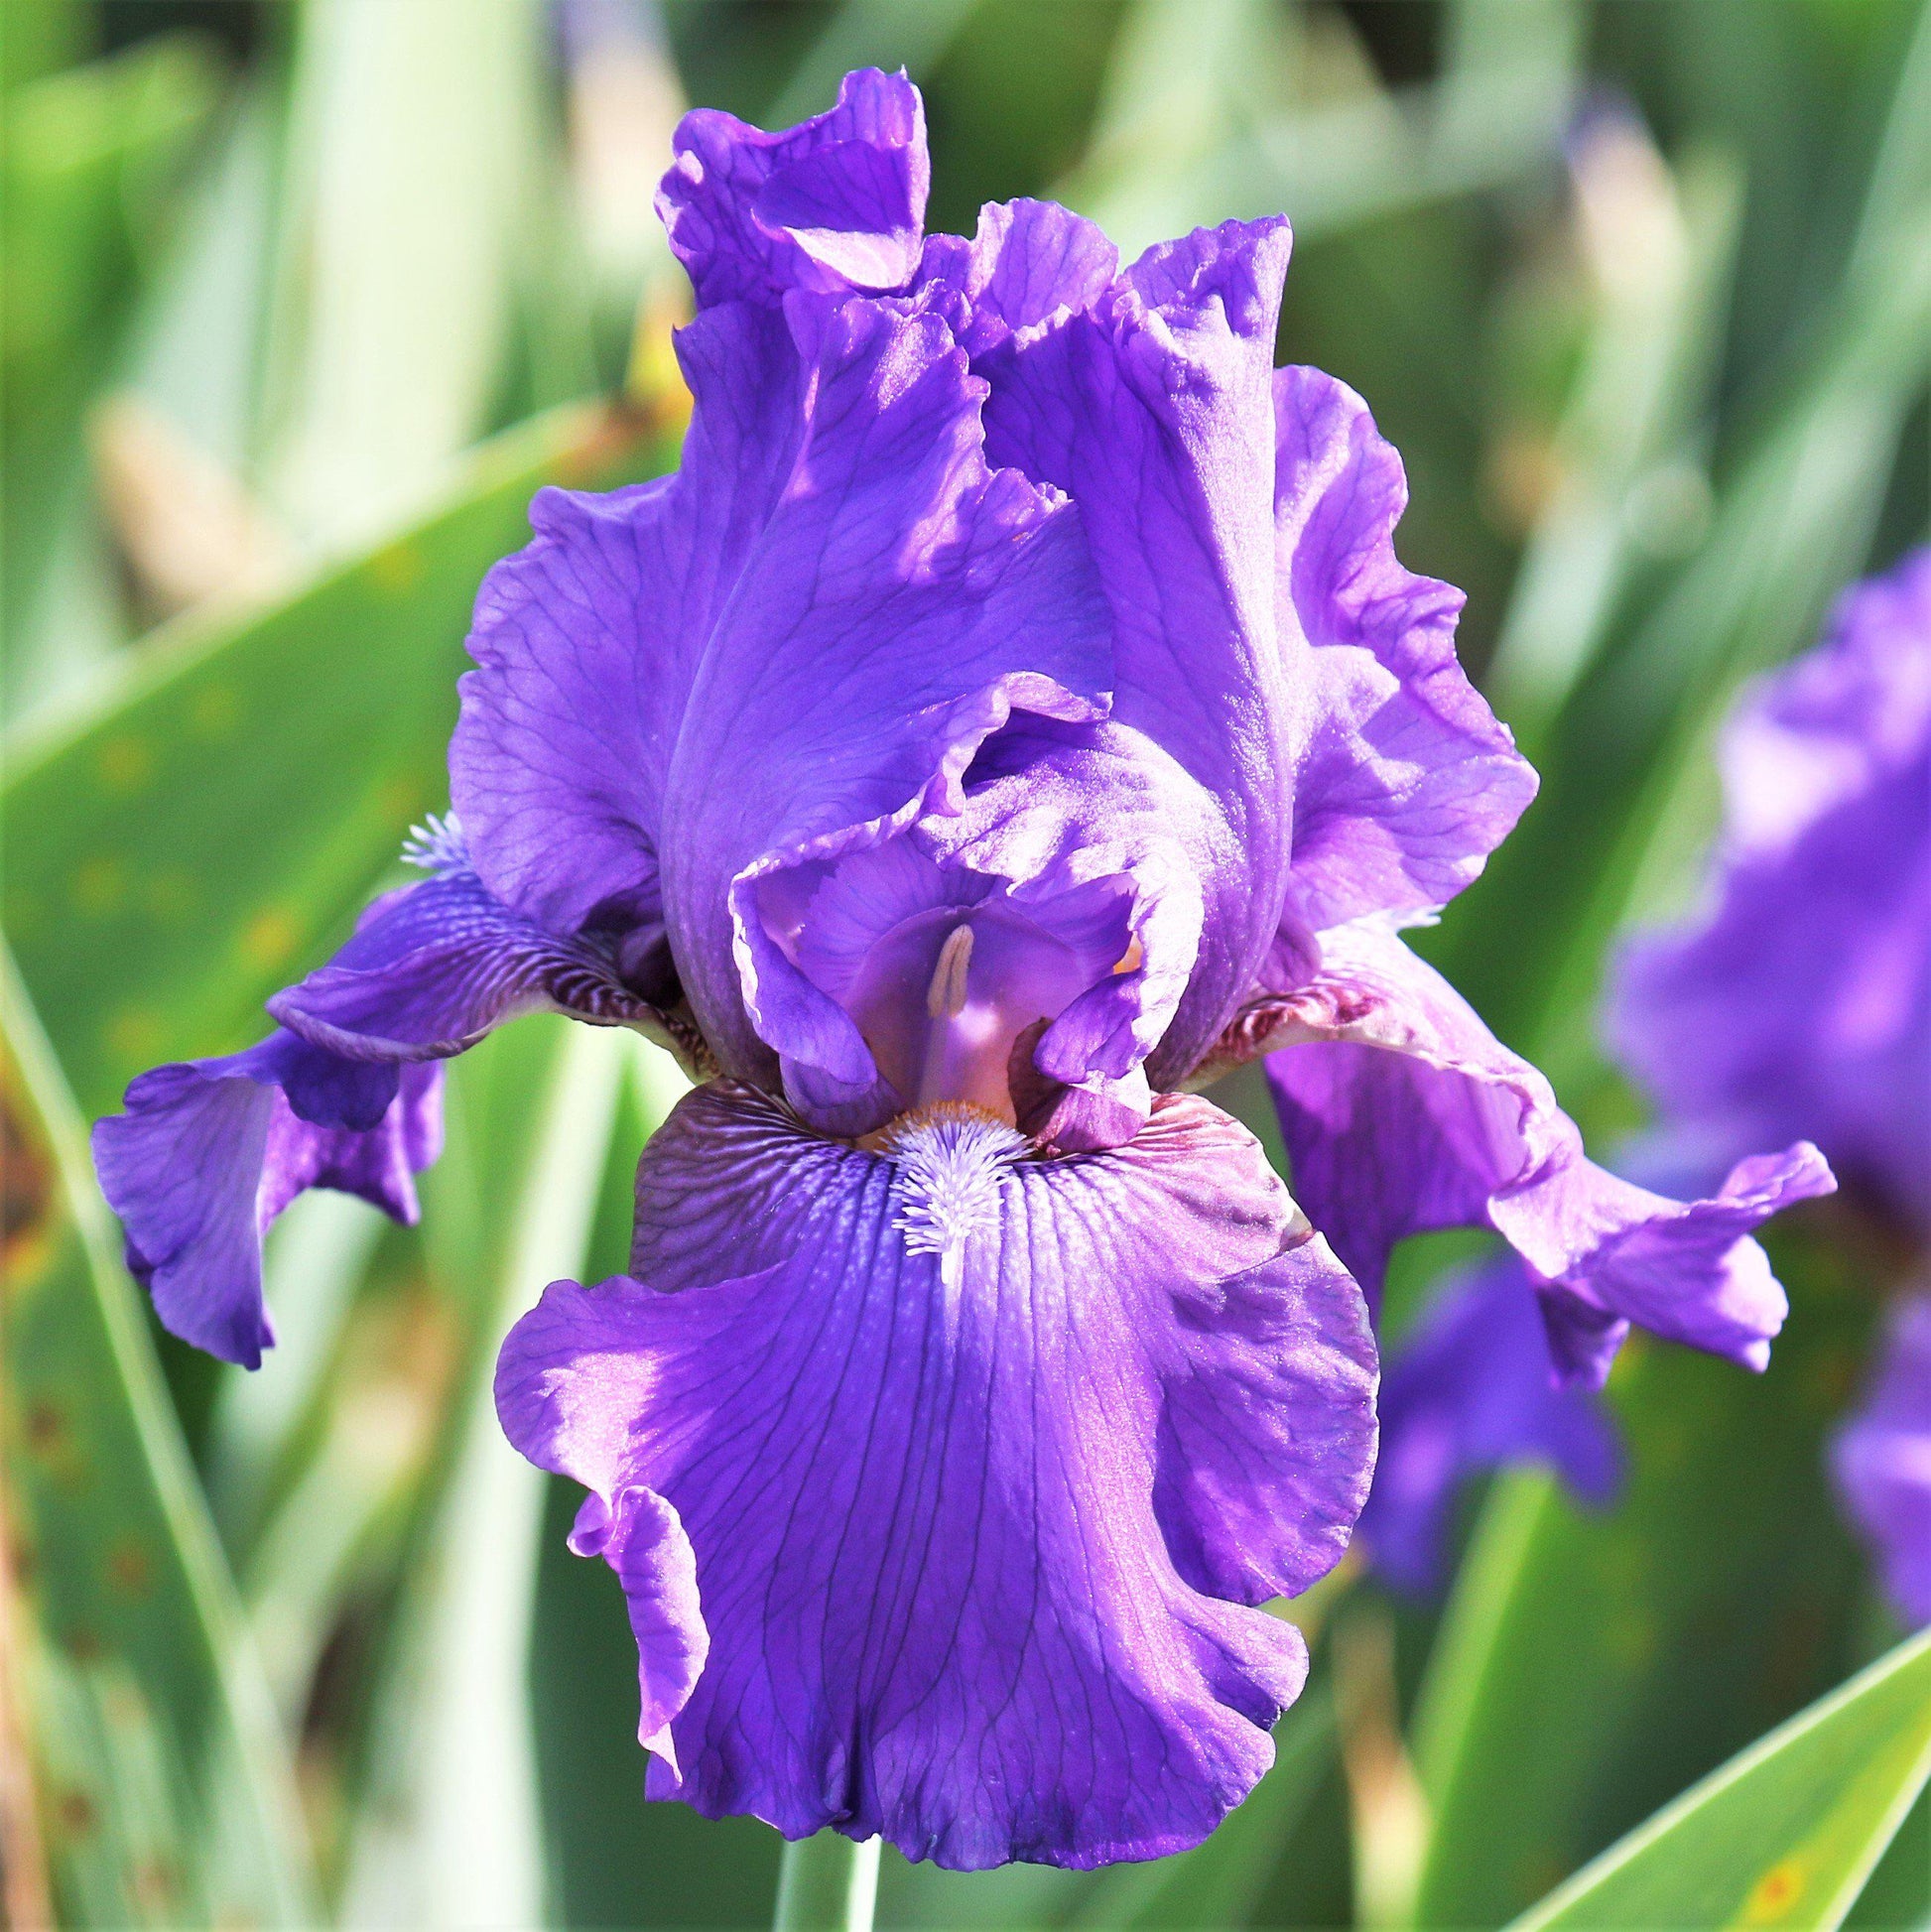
[[1355, 548, 1927, 1610], [1612, 548, 1931, 1627], [91, 70, 1833, 1868]]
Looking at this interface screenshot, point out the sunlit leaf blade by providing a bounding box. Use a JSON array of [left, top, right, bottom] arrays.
[[1410, 1244, 1875, 1930], [1507, 1626, 1931, 1932], [1845, 1786, 1930, 1932], [259, 0, 546, 546], [2, 31, 224, 704], [334, 1024, 667, 1929], [2, 397, 676, 1125], [0, 944, 316, 1926]]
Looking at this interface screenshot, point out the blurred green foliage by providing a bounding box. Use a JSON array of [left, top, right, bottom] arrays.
[[2, 2, 1926, 1928]]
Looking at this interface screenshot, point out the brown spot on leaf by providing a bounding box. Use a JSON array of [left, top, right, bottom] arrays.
[[106, 1540, 153, 1597], [1, 1091, 54, 1280], [55, 1789, 95, 1837]]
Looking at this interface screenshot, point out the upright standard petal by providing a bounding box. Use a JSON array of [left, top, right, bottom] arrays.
[[1609, 546, 1931, 1228], [91, 1032, 443, 1367], [978, 219, 1299, 1083], [451, 301, 808, 941], [1358, 1260, 1620, 1594], [1830, 1291, 1931, 1627], [658, 295, 1112, 1103], [1254, 920, 1834, 1383], [1272, 365, 1536, 933], [658, 67, 928, 307], [497, 1085, 1375, 1869]]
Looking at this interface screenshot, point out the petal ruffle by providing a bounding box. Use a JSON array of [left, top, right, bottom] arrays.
[[1256, 920, 1834, 1383], [267, 862, 666, 1062], [1273, 366, 1536, 931], [978, 218, 1299, 1085], [915, 198, 1119, 356], [1830, 1291, 1931, 1627], [658, 67, 928, 308], [91, 1032, 443, 1367], [1358, 1260, 1620, 1594], [496, 1084, 1375, 1869]]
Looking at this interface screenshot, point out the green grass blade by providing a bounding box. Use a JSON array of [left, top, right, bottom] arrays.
[[1508, 1627, 1931, 1932], [334, 1023, 662, 1927], [2, 32, 225, 708], [0, 944, 317, 1925], [1845, 1785, 1930, 1931], [3, 397, 675, 1125], [257, 0, 546, 544]]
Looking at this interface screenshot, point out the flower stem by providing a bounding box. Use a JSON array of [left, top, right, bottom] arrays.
[[772, 1831, 881, 1932]]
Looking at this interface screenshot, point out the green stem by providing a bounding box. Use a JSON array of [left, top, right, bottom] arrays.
[[772, 1831, 881, 1932]]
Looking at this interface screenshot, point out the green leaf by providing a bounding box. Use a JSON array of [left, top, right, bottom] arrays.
[[2, 31, 225, 694], [1507, 1626, 1931, 1932], [0, 944, 317, 1926], [1410, 1236, 1877, 1930], [1845, 1786, 1930, 1931], [334, 1025, 671, 1926], [257, 0, 548, 544], [3, 397, 676, 1127]]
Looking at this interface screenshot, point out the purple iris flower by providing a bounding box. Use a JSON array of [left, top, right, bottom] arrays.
[[91, 69, 1829, 1866], [1608, 546, 1931, 1626]]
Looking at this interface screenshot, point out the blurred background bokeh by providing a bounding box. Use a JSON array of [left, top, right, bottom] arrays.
[[2, 1, 1927, 1927]]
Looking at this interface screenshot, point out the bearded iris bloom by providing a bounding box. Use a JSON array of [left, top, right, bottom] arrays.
[[1610, 548, 1931, 1626], [93, 70, 1828, 1868]]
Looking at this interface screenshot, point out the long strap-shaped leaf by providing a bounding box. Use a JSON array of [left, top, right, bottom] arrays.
[[2, 396, 678, 1125], [1508, 1626, 1931, 1932], [0, 944, 318, 1926]]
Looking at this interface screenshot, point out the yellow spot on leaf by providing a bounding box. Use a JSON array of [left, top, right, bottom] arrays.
[[96, 734, 154, 792], [72, 857, 125, 916], [108, 1009, 165, 1062], [190, 681, 241, 738], [1741, 1859, 1805, 1923], [371, 539, 426, 594], [239, 908, 300, 970]]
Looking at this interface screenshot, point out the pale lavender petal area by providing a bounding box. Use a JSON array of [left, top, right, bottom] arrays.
[[660, 294, 1112, 1118], [1358, 1260, 1621, 1594], [268, 862, 662, 1063], [1259, 919, 1834, 1384], [91, 1032, 443, 1367], [1831, 1292, 1931, 1627], [1272, 366, 1537, 933], [496, 1084, 1376, 1868], [658, 67, 928, 307], [978, 218, 1300, 1086], [1608, 547, 1931, 1229]]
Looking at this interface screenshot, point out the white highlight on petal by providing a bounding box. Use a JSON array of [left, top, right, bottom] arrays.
[[881, 1101, 1028, 1289]]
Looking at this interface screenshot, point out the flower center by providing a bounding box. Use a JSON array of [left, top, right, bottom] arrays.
[[881, 1101, 1029, 1287], [845, 904, 1095, 1118]]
